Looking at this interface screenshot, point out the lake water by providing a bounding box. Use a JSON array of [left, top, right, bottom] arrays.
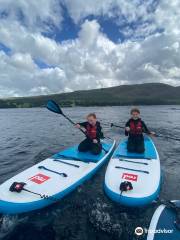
[[0, 106, 180, 240]]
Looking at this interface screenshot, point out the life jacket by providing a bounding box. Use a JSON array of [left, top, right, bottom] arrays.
[[129, 119, 143, 135], [86, 123, 97, 139]]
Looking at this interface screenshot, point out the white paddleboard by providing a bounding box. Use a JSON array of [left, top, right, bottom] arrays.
[[0, 139, 115, 214], [104, 137, 161, 206]]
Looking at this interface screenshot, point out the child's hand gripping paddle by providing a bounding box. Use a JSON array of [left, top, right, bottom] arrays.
[[47, 100, 107, 153], [111, 123, 180, 141]]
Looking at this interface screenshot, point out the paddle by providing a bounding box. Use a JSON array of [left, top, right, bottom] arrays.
[[47, 100, 77, 126], [47, 100, 89, 136], [47, 100, 107, 152], [153, 134, 180, 141], [110, 123, 180, 141], [110, 123, 124, 129]]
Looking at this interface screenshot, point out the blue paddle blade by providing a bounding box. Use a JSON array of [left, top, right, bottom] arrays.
[[47, 100, 63, 114]]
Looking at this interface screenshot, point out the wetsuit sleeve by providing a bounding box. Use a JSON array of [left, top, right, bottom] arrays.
[[141, 121, 151, 134], [96, 122, 104, 139], [78, 122, 87, 128], [125, 120, 130, 136]]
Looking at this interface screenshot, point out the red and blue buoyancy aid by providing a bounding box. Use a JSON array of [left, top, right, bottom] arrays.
[[129, 119, 143, 135], [86, 124, 97, 139]]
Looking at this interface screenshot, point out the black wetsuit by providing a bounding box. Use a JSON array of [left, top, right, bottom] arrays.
[[78, 121, 104, 155], [125, 118, 150, 153]]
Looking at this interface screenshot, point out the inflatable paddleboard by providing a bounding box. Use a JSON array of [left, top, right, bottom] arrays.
[[147, 201, 180, 240], [0, 139, 115, 214], [104, 136, 161, 206]]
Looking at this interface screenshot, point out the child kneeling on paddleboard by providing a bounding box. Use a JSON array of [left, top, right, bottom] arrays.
[[75, 113, 104, 155], [125, 108, 155, 153]]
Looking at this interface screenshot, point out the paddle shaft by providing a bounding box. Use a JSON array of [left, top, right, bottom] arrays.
[[111, 123, 180, 141], [155, 134, 180, 141], [111, 123, 124, 129], [47, 100, 108, 152], [62, 113, 98, 138], [62, 113, 108, 153]]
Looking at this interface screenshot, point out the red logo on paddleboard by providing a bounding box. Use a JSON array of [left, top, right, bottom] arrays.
[[29, 173, 50, 184], [122, 173, 138, 182]]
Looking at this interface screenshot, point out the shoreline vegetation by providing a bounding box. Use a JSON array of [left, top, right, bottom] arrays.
[[0, 83, 180, 108]]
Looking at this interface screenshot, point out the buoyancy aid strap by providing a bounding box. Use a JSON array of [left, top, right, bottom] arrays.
[[129, 119, 143, 135], [86, 124, 97, 139]]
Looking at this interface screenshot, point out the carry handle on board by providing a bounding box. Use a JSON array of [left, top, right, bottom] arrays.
[[53, 154, 91, 163], [115, 166, 149, 174], [53, 159, 80, 168], [38, 166, 67, 177], [119, 158, 148, 165]]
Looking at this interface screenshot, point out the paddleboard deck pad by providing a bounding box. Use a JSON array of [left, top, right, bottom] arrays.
[[104, 137, 161, 206], [147, 201, 180, 240], [0, 139, 115, 214]]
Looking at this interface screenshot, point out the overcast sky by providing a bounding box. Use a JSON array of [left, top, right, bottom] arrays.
[[0, 0, 180, 98]]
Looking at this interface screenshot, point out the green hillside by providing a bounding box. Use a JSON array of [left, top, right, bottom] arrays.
[[0, 83, 180, 108]]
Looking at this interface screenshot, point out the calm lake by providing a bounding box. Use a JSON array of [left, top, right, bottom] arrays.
[[0, 106, 180, 240]]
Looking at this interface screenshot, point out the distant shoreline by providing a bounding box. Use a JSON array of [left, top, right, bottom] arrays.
[[0, 104, 180, 110], [0, 83, 180, 108], [1, 103, 180, 110]]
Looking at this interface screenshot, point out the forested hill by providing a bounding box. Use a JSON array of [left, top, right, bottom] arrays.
[[0, 83, 180, 108]]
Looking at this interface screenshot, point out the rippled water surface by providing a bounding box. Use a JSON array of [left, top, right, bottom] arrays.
[[0, 106, 180, 240]]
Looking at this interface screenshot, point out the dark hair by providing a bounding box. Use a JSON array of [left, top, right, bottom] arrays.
[[130, 108, 140, 114], [87, 113, 97, 119]]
